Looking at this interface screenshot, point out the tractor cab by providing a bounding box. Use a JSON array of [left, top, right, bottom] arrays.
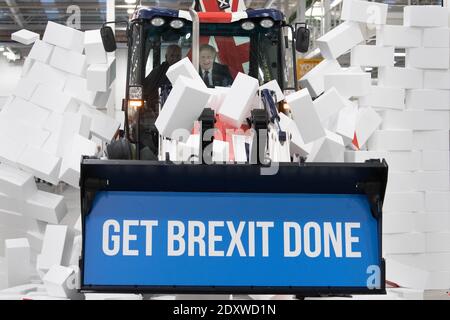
[[103, 7, 298, 160]]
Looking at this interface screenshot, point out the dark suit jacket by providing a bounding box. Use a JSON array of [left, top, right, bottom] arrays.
[[200, 62, 233, 88]]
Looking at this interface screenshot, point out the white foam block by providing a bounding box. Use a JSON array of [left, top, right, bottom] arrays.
[[278, 113, 313, 157], [299, 59, 342, 98], [415, 213, 450, 233], [404, 5, 448, 27], [84, 293, 143, 300], [28, 40, 53, 66], [212, 140, 230, 163], [386, 171, 417, 193], [26, 61, 68, 90], [37, 225, 73, 272], [285, 88, 325, 144], [0, 283, 45, 295], [92, 88, 111, 109], [345, 150, 421, 171], [0, 115, 50, 149], [405, 89, 450, 110], [207, 86, 230, 112], [86, 56, 116, 92], [268, 129, 291, 162], [78, 105, 120, 141], [42, 21, 84, 53], [56, 113, 91, 158], [383, 192, 424, 212], [367, 130, 413, 151], [422, 151, 449, 171], [50, 46, 87, 76], [0, 164, 37, 200], [31, 83, 79, 114], [17, 147, 61, 185], [306, 130, 344, 162], [416, 171, 450, 191], [381, 110, 450, 130], [64, 75, 97, 105], [359, 86, 405, 110], [324, 72, 371, 98], [21, 57, 35, 78], [156, 76, 211, 137], [378, 67, 423, 89], [413, 130, 449, 151], [327, 101, 357, 146], [0, 192, 24, 215], [0, 135, 27, 167], [23, 190, 67, 224], [376, 25, 422, 48], [316, 21, 364, 59], [2, 97, 50, 129], [5, 238, 30, 287], [384, 233, 426, 255], [423, 70, 450, 89], [59, 134, 97, 188], [43, 265, 78, 299], [383, 213, 415, 234], [13, 76, 39, 100], [166, 57, 206, 87], [84, 29, 107, 64], [350, 45, 394, 67], [425, 191, 450, 212], [259, 80, 284, 102], [406, 48, 450, 70], [385, 253, 450, 272], [341, 0, 388, 24], [219, 73, 259, 128], [426, 233, 450, 253], [422, 27, 450, 47], [425, 272, 450, 290], [385, 258, 429, 288], [312, 87, 347, 123], [354, 106, 382, 148], [232, 135, 248, 163], [11, 29, 39, 45], [43, 113, 63, 134]]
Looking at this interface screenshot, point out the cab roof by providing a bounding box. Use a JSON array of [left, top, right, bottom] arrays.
[[132, 7, 285, 24]]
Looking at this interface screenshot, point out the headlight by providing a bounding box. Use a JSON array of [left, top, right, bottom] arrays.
[[151, 17, 165, 27], [170, 19, 184, 29], [260, 19, 274, 28], [241, 21, 255, 31]]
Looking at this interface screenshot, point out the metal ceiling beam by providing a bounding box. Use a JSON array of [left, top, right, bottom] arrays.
[[5, 0, 25, 28]]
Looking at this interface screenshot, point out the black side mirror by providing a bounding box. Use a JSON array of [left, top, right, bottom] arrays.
[[100, 26, 117, 52], [295, 23, 310, 53]]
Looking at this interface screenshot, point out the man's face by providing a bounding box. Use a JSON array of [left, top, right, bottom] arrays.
[[166, 47, 181, 65], [199, 49, 215, 71]]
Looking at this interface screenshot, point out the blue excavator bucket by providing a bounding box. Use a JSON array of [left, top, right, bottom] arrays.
[[79, 158, 388, 295]]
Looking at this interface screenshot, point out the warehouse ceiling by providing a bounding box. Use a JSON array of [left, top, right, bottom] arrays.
[[0, 0, 303, 42], [0, 0, 443, 57]]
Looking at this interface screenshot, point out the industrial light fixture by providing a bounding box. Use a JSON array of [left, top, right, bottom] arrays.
[[260, 19, 274, 28], [124, 0, 137, 4], [151, 17, 165, 27], [241, 21, 255, 31], [170, 19, 184, 29]]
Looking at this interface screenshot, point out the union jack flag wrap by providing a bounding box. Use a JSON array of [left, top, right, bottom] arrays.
[[193, 0, 250, 78]]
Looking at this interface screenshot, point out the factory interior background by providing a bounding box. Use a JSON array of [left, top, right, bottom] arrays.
[[0, 0, 449, 300]]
